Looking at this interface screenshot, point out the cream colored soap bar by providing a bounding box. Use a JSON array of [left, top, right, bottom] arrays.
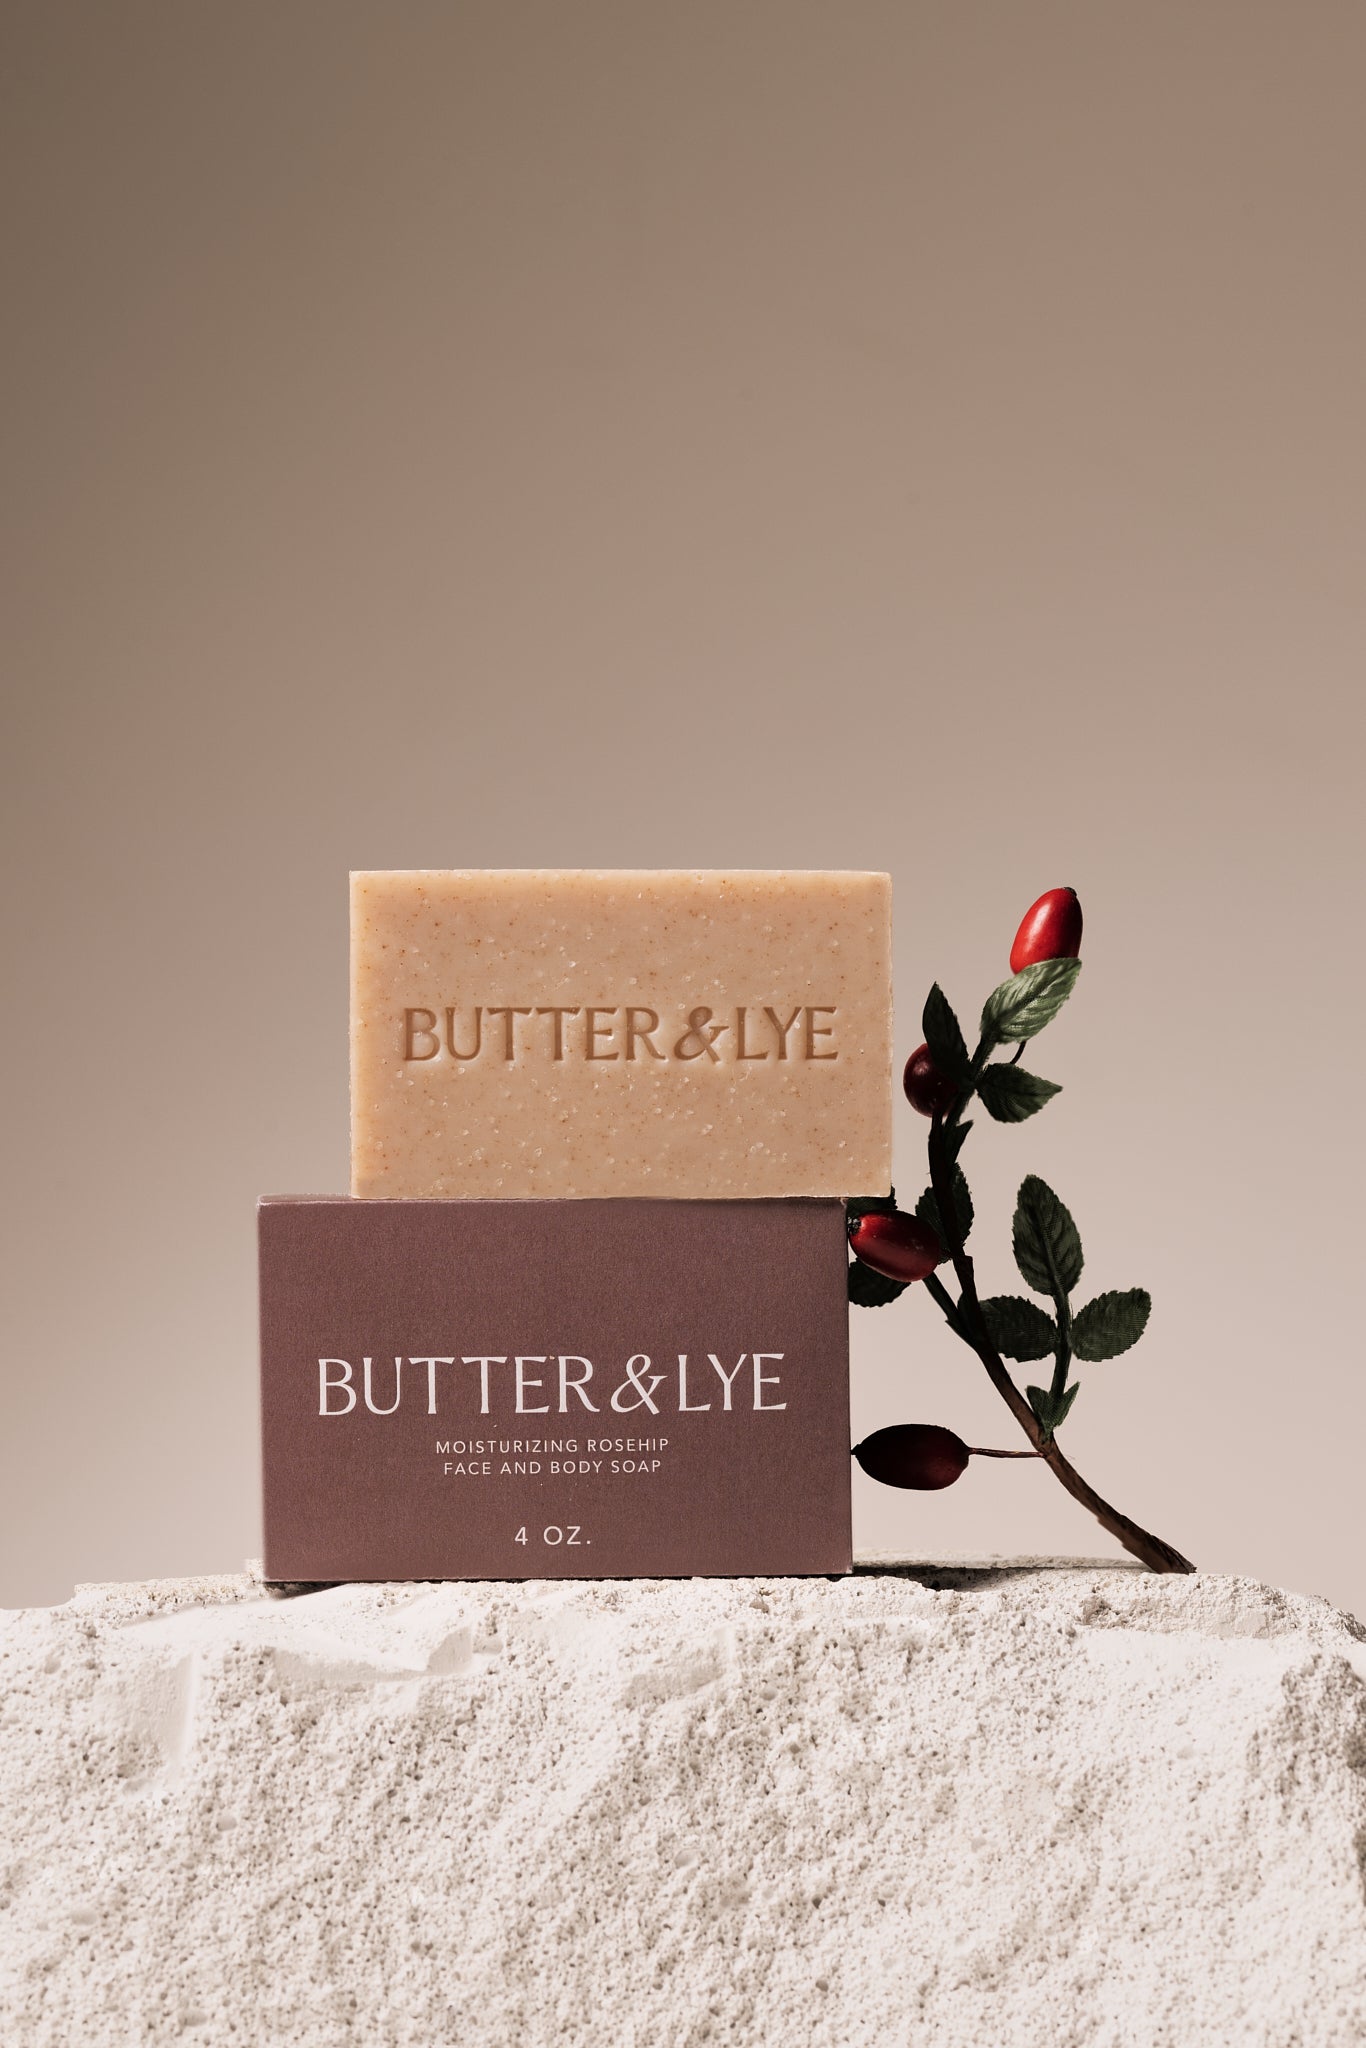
[[350, 870, 892, 1200]]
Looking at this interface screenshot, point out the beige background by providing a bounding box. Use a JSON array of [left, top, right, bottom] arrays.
[[3, 2, 1362, 1614]]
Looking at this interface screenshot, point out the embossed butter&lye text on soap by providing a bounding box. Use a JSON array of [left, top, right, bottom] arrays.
[[350, 869, 892, 1199]]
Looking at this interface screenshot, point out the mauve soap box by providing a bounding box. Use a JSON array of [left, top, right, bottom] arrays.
[[259, 1197, 853, 1582]]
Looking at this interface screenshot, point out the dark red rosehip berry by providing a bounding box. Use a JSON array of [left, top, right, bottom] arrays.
[[852, 1423, 970, 1491], [848, 1210, 943, 1284], [1009, 886, 1083, 975], [902, 1042, 958, 1119]]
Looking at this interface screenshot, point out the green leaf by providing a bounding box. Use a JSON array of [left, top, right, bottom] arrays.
[[979, 1294, 1058, 1362], [1027, 1380, 1080, 1435], [976, 1064, 1062, 1123], [1012, 1175, 1083, 1298], [944, 1120, 973, 1163], [980, 958, 1082, 1047], [848, 1259, 908, 1307], [922, 984, 971, 1087], [1071, 1288, 1151, 1360], [916, 1166, 974, 1250], [845, 1190, 897, 1230]]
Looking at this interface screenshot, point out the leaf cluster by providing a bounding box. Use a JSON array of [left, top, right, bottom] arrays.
[[979, 1175, 1150, 1438], [851, 948, 1154, 1446], [922, 964, 1078, 1130]]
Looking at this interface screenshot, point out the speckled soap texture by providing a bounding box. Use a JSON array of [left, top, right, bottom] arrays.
[[350, 869, 892, 1199]]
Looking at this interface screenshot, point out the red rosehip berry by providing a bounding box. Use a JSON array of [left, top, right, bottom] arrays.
[[848, 1210, 943, 1284], [852, 1423, 970, 1490], [1010, 887, 1082, 974], [902, 1042, 958, 1119]]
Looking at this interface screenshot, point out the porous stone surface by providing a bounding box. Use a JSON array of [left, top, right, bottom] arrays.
[[3, 1564, 1365, 2046]]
